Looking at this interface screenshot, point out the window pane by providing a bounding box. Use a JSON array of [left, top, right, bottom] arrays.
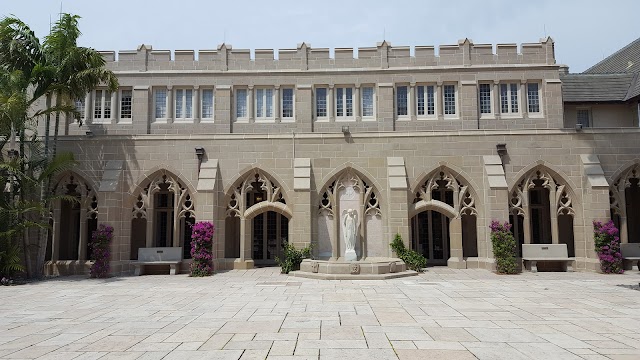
[[175, 89, 183, 118], [426, 86, 435, 115], [577, 109, 590, 127], [510, 83, 519, 113], [336, 88, 344, 117], [316, 88, 327, 117], [479, 84, 491, 114], [362, 87, 374, 117], [155, 89, 167, 118], [94, 90, 103, 119], [396, 86, 408, 116], [236, 89, 247, 118], [527, 83, 540, 113], [104, 91, 111, 119], [265, 88, 273, 117], [500, 84, 509, 113], [202, 89, 214, 118], [75, 98, 85, 119], [185, 89, 193, 118], [444, 85, 456, 115], [120, 90, 132, 118], [256, 88, 264, 118], [282, 88, 294, 118], [417, 86, 425, 116], [346, 88, 353, 117]]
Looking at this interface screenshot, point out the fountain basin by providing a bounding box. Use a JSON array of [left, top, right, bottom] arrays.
[[290, 258, 418, 280]]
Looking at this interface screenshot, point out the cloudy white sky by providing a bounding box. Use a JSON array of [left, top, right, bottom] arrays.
[[3, 0, 639, 72]]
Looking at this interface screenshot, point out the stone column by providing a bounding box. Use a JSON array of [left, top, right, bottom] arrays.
[[482, 155, 509, 270], [354, 85, 360, 120], [78, 211, 87, 261], [437, 82, 444, 120], [166, 86, 173, 123], [84, 93, 91, 122], [493, 81, 501, 119], [234, 216, 254, 269], [618, 185, 629, 244], [274, 86, 280, 122], [549, 185, 559, 244], [51, 199, 62, 261], [447, 216, 465, 269], [328, 85, 335, 121], [409, 83, 416, 121], [110, 91, 118, 123], [520, 81, 528, 118], [293, 158, 312, 249], [247, 85, 254, 122], [193, 86, 200, 122], [146, 196, 154, 248]]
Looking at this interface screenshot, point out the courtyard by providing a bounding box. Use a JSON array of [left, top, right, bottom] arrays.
[[0, 269, 639, 360]]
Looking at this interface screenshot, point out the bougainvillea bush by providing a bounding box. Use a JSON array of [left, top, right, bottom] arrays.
[[190, 221, 214, 277], [593, 220, 624, 274], [490, 220, 519, 274], [89, 224, 113, 278]]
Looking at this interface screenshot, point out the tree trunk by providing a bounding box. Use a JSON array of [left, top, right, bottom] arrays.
[[18, 126, 33, 277], [35, 93, 53, 278]]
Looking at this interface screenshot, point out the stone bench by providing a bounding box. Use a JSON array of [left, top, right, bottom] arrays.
[[132, 247, 182, 276], [621, 243, 640, 271], [522, 244, 574, 273]]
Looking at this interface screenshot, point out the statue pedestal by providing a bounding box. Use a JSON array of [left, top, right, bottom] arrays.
[[345, 249, 357, 261]]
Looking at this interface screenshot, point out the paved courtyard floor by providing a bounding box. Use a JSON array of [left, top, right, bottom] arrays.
[[1, 268, 640, 360]]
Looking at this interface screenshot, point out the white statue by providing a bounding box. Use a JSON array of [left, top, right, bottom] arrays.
[[343, 209, 358, 261]]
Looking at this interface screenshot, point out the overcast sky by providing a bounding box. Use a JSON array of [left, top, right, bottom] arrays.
[[3, 0, 639, 72]]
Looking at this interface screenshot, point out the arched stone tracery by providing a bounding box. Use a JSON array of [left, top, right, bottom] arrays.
[[610, 164, 640, 243]]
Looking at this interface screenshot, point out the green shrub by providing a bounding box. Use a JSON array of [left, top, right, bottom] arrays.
[[276, 241, 312, 274], [0, 240, 24, 278], [390, 234, 426, 272], [490, 220, 519, 274]]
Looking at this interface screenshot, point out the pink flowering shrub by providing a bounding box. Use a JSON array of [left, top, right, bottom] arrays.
[[490, 220, 519, 274], [190, 221, 214, 277], [89, 224, 113, 278], [593, 220, 624, 274]]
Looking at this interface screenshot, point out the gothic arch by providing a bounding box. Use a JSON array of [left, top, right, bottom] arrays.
[[319, 162, 384, 200], [609, 160, 640, 244], [224, 167, 291, 220], [411, 200, 457, 219], [128, 165, 197, 202], [509, 160, 581, 206], [410, 165, 480, 218], [224, 164, 292, 205]]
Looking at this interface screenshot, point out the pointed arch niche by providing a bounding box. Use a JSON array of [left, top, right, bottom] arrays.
[[509, 167, 576, 257], [317, 169, 382, 260], [224, 169, 291, 268], [47, 172, 98, 262], [410, 167, 479, 266], [130, 171, 195, 260], [610, 163, 640, 244]]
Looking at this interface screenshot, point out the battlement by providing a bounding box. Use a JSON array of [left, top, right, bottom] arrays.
[[99, 38, 556, 72]]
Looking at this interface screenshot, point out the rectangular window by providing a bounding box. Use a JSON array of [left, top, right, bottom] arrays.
[[120, 90, 132, 119], [500, 83, 519, 114], [93, 90, 111, 120], [236, 88, 247, 119], [316, 87, 327, 118], [255, 88, 274, 119], [74, 98, 85, 121], [362, 87, 374, 117], [479, 84, 492, 114], [282, 88, 294, 118], [396, 86, 408, 116], [175, 89, 193, 120], [154, 89, 167, 119], [417, 85, 435, 116], [527, 83, 540, 113], [335, 87, 353, 118], [201, 89, 214, 119], [577, 109, 591, 127], [444, 85, 456, 115]]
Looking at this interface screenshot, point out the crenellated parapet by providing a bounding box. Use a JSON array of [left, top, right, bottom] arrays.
[[98, 37, 556, 72]]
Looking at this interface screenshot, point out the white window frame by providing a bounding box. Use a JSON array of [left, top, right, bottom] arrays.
[[200, 88, 215, 123], [254, 87, 275, 122], [335, 86, 355, 121], [395, 84, 410, 120], [280, 87, 295, 122], [118, 88, 133, 124], [235, 87, 249, 122], [92, 89, 112, 124], [478, 83, 493, 118], [499, 82, 520, 118], [443, 83, 459, 118], [74, 97, 86, 123], [576, 107, 592, 128], [314, 87, 328, 122], [416, 84, 437, 120], [153, 88, 168, 123], [360, 85, 376, 121], [527, 82, 543, 117], [174, 88, 194, 123]]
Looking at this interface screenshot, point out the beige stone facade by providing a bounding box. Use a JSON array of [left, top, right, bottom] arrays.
[[41, 38, 640, 275]]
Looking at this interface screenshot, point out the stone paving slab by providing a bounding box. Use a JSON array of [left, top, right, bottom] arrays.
[[0, 267, 639, 359]]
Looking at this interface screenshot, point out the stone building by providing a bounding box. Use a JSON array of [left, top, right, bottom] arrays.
[[40, 36, 640, 275]]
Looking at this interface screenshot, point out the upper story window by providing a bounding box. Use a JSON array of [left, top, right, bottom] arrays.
[[255, 87, 274, 119], [479, 84, 492, 115], [93, 89, 112, 121], [361, 86, 375, 118], [315, 87, 327, 119], [201, 89, 214, 120], [443, 84, 457, 116], [417, 85, 435, 117], [236, 88, 248, 119], [74, 97, 85, 122], [335, 87, 353, 118], [281, 88, 294, 119], [527, 83, 541, 113], [175, 88, 193, 120], [577, 108, 591, 128], [120, 89, 132, 120], [396, 86, 408, 117], [500, 83, 519, 114], [154, 88, 167, 120]]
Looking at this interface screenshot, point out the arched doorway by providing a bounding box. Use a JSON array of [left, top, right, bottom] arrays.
[[509, 168, 576, 257], [224, 170, 291, 268], [411, 169, 479, 266], [129, 171, 195, 260], [610, 164, 640, 244]]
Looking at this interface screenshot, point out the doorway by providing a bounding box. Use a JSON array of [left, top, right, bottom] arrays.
[[252, 211, 289, 266], [411, 210, 450, 266]]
